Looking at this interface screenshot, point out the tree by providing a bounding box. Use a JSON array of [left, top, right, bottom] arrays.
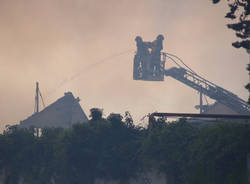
[[212, 0, 250, 103], [212, 0, 249, 50], [55, 112, 142, 184], [106, 113, 142, 182], [1, 111, 248, 184], [89, 108, 103, 121], [187, 122, 248, 184], [246, 63, 250, 103], [141, 118, 197, 184], [36, 128, 65, 184], [1, 126, 37, 184]]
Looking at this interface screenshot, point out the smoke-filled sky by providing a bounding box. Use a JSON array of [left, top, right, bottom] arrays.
[[0, 0, 249, 131]]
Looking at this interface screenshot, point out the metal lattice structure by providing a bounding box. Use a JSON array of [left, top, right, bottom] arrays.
[[164, 66, 249, 115]]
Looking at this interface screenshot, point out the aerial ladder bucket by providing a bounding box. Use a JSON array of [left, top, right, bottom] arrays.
[[133, 35, 166, 81]]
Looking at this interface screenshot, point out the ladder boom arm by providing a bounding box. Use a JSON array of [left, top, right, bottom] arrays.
[[165, 67, 249, 114]]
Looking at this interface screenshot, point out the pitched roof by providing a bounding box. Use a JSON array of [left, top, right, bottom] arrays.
[[20, 92, 88, 128]]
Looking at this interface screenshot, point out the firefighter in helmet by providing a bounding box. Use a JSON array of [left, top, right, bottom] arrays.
[[151, 34, 164, 76], [135, 36, 151, 78]]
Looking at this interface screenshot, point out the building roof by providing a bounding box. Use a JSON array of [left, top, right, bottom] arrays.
[[20, 92, 88, 128], [204, 102, 239, 115]]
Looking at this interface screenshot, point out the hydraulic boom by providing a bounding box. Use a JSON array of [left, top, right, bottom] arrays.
[[165, 66, 249, 115]]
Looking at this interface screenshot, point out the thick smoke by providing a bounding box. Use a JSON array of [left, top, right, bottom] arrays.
[[0, 0, 248, 130]]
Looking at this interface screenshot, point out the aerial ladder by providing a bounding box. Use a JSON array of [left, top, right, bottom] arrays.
[[133, 36, 249, 115]]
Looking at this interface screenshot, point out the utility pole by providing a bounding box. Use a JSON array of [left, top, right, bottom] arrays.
[[35, 82, 39, 137], [200, 91, 203, 114], [35, 82, 39, 113], [34, 81, 45, 114], [34, 81, 46, 137]]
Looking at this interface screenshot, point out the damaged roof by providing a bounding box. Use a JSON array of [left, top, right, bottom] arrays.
[[20, 92, 88, 128]]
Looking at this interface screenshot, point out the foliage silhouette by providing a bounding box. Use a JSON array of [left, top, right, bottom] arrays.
[[212, 0, 249, 51], [0, 112, 248, 184], [211, 0, 250, 103]]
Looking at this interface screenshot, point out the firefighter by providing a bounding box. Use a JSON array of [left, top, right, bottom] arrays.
[[135, 36, 144, 54], [135, 36, 151, 78], [151, 34, 164, 76]]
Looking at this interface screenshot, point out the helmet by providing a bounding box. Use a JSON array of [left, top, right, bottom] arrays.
[[157, 34, 164, 40], [135, 36, 143, 42]]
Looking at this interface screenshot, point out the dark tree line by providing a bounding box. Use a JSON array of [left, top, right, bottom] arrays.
[[212, 0, 250, 103], [0, 108, 249, 184], [212, 0, 249, 50]]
